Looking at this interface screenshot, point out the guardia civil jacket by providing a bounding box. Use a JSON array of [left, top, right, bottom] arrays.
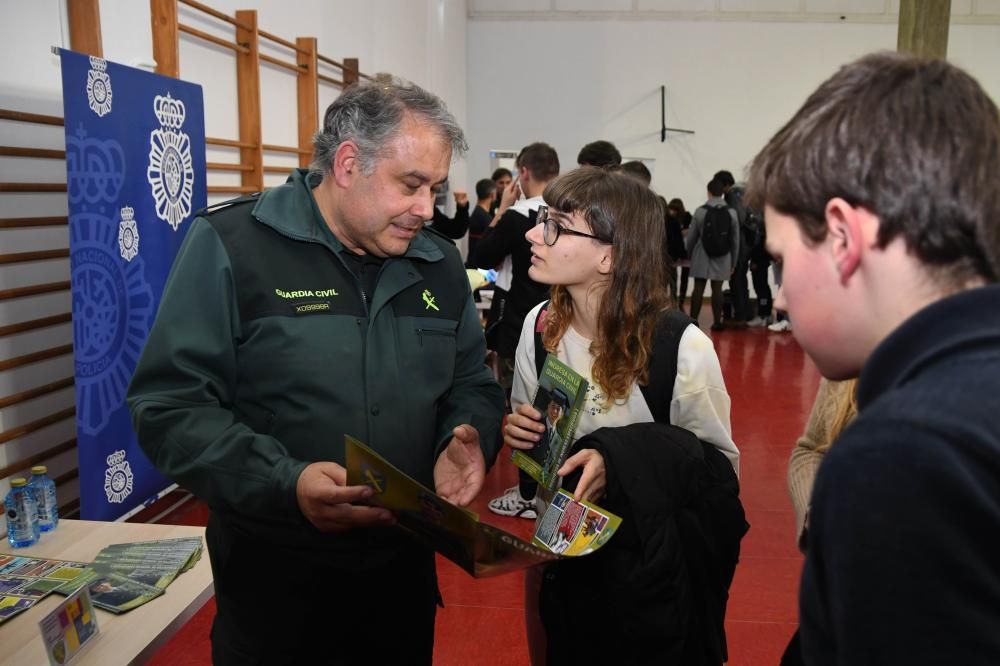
[[127, 169, 505, 556]]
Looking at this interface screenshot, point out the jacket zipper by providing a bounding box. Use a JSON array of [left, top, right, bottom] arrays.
[[416, 328, 453, 346], [256, 218, 374, 426]]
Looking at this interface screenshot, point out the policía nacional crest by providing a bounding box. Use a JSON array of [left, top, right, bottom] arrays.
[[86, 56, 112, 117], [147, 93, 194, 231], [118, 205, 139, 262], [104, 449, 134, 504]]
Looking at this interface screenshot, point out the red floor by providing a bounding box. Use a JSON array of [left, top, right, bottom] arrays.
[[148, 322, 819, 665]]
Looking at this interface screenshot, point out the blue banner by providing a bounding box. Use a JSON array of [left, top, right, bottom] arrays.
[[58, 49, 206, 520]]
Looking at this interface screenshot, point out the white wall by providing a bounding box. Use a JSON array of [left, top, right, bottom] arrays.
[[465, 17, 1000, 208], [94, 0, 469, 196]]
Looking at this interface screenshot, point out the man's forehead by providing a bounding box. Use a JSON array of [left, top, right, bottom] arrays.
[[399, 167, 447, 183], [381, 130, 451, 179]]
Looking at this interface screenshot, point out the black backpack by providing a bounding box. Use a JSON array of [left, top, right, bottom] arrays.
[[700, 205, 733, 258]]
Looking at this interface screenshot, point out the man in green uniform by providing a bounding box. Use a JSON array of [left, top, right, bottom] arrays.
[[127, 78, 505, 665]]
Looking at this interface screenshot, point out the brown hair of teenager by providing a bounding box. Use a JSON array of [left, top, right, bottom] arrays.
[[516, 142, 560, 182], [541, 167, 670, 404], [747, 51, 1000, 286]]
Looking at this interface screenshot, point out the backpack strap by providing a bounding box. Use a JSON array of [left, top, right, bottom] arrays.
[[533, 300, 551, 378], [639, 309, 696, 425], [533, 302, 693, 426]]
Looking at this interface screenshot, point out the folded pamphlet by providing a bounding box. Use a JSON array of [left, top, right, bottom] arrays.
[[345, 436, 620, 578]]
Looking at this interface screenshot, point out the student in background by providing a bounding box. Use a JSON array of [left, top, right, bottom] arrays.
[[476, 143, 558, 389], [686, 179, 740, 330], [466, 178, 496, 267], [489, 167, 512, 215], [749, 52, 1000, 665], [479, 143, 559, 519], [788, 378, 857, 552], [576, 140, 621, 169], [620, 160, 651, 185], [667, 198, 693, 311], [483, 167, 515, 341], [428, 187, 470, 239], [715, 169, 751, 326]]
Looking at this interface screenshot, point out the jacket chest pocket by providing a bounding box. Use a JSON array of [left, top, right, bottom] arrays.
[[405, 317, 458, 397]]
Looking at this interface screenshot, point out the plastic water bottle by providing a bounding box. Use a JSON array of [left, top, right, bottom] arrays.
[[29, 466, 59, 532], [5, 478, 39, 548]]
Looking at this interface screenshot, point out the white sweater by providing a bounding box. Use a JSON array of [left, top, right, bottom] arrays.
[[511, 302, 740, 476]]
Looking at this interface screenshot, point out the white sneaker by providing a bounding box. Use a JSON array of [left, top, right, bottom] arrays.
[[487, 485, 537, 519], [768, 319, 792, 332], [746, 316, 767, 328]]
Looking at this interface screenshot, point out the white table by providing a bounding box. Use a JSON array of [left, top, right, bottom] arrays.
[[0, 520, 213, 665]]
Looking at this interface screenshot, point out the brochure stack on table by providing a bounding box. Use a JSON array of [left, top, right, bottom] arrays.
[[0, 537, 202, 624]]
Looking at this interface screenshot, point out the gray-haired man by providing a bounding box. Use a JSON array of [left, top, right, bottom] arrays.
[[127, 78, 505, 663]]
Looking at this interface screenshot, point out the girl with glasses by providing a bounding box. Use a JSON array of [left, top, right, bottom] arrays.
[[504, 167, 740, 664]]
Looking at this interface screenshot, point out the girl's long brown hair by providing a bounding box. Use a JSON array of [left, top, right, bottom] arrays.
[[541, 168, 670, 404]]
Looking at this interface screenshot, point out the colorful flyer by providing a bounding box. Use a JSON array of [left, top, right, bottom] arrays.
[[0, 594, 36, 624], [532, 489, 622, 556], [345, 436, 621, 577], [39, 587, 100, 665]]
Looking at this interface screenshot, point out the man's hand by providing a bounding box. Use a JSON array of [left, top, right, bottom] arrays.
[[434, 425, 486, 507], [558, 449, 606, 503], [453, 191, 469, 206], [296, 462, 394, 532]]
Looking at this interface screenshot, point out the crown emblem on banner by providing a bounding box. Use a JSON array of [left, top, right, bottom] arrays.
[[106, 450, 127, 466], [88, 56, 107, 72], [153, 93, 186, 129], [120, 205, 134, 221]]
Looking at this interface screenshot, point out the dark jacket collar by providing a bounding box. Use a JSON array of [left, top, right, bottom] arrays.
[[857, 284, 1000, 410], [251, 168, 444, 263]]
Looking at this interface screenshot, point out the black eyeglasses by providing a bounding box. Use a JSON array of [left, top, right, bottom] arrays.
[[537, 206, 611, 246]]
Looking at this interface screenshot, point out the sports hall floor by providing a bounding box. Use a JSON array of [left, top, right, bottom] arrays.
[[148, 315, 820, 665]]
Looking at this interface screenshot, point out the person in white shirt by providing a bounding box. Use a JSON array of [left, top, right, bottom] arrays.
[[500, 166, 738, 664]]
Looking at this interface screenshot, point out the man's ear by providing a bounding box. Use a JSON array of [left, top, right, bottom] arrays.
[[332, 141, 360, 187], [825, 197, 864, 284]]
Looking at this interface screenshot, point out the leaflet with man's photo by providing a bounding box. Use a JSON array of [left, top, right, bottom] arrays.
[[60, 570, 164, 614], [512, 354, 589, 491], [345, 436, 621, 578]]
